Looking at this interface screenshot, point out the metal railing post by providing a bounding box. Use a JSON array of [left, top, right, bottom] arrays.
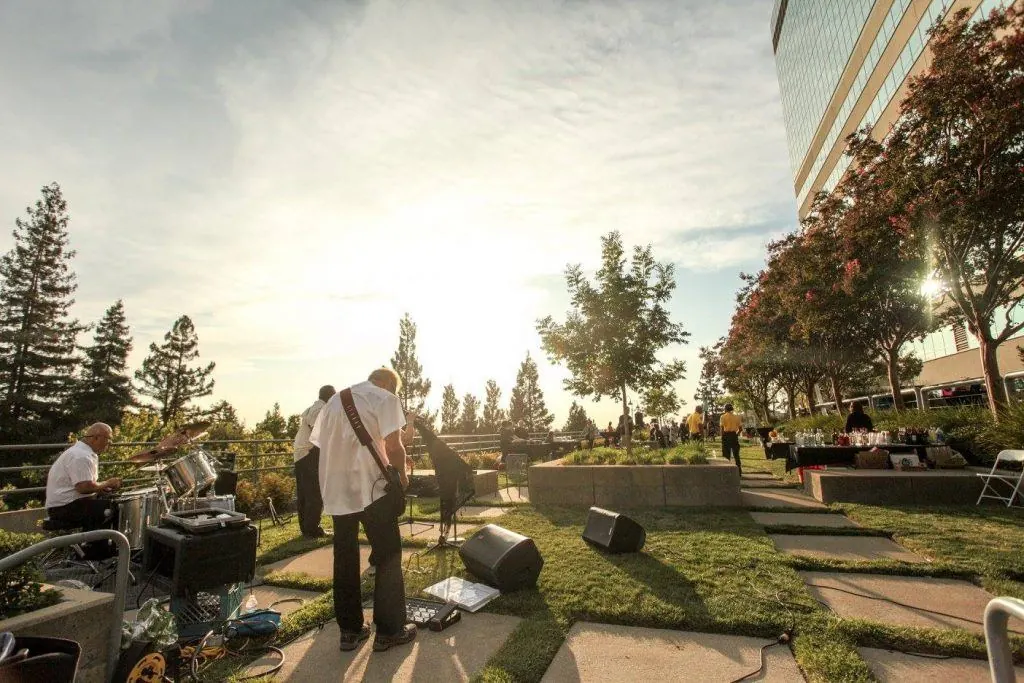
[[984, 596, 1024, 683], [0, 529, 130, 683]]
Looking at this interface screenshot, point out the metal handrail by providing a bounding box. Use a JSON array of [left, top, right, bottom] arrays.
[[0, 529, 130, 683], [985, 596, 1024, 683]]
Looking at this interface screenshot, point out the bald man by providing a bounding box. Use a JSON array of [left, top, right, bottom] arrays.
[[45, 423, 122, 537]]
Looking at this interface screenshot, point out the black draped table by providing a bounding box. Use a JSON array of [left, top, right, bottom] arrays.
[[766, 442, 931, 472]]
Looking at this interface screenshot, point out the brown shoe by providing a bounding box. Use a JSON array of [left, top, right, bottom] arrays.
[[339, 625, 371, 651], [373, 624, 417, 652]]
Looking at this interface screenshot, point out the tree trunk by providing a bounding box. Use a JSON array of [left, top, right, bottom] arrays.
[[885, 348, 905, 411], [621, 382, 631, 451], [828, 374, 845, 415], [785, 386, 797, 420], [805, 378, 817, 415], [979, 337, 1008, 420]]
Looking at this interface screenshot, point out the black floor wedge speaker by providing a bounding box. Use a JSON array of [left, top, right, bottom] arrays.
[[459, 524, 543, 591], [582, 507, 646, 553]]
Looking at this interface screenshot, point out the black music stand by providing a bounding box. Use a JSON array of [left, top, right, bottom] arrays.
[[403, 493, 436, 538]]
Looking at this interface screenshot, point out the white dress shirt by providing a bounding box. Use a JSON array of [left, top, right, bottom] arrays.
[[45, 440, 99, 508], [310, 381, 405, 516], [293, 399, 327, 462]]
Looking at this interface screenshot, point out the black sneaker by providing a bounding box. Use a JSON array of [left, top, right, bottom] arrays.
[[373, 624, 417, 652], [339, 625, 371, 651]]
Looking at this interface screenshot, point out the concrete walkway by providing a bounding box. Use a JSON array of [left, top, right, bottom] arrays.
[[251, 608, 521, 682], [799, 571, 1022, 635], [749, 512, 859, 528], [770, 535, 927, 563], [858, 647, 1024, 682], [741, 489, 827, 509], [263, 544, 418, 579], [541, 623, 805, 682], [475, 487, 529, 504], [460, 506, 508, 518]]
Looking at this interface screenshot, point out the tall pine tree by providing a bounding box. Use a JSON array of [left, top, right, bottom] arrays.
[[255, 402, 288, 438], [69, 299, 134, 427], [694, 344, 725, 411], [458, 393, 480, 434], [508, 352, 554, 433], [440, 384, 460, 434], [390, 314, 435, 423], [134, 315, 215, 424], [0, 183, 85, 439], [562, 401, 589, 432], [480, 379, 505, 433]]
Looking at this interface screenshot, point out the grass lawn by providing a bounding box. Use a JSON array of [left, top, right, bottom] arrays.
[[219, 443, 1024, 682]]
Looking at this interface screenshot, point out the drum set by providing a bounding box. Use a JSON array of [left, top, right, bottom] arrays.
[[110, 422, 236, 550]]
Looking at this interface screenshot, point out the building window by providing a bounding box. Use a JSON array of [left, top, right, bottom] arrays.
[[952, 322, 969, 353]]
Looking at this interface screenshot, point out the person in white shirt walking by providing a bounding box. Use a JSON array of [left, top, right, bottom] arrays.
[[310, 368, 417, 652], [293, 385, 335, 538], [45, 423, 122, 558]]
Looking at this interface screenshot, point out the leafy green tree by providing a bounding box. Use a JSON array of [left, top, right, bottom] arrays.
[[69, 300, 134, 427], [0, 183, 85, 439], [641, 385, 680, 423], [390, 313, 435, 423], [134, 315, 215, 424], [507, 352, 554, 433], [255, 402, 288, 439], [694, 344, 725, 413], [883, 7, 1024, 416], [440, 384, 460, 434], [537, 232, 688, 447], [480, 379, 505, 433], [205, 400, 246, 442], [285, 414, 301, 439], [562, 401, 590, 433], [458, 393, 480, 434]]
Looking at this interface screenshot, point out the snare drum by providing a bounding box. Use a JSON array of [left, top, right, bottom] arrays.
[[112, 487, 163, 549], [164, 449, 218, 497]]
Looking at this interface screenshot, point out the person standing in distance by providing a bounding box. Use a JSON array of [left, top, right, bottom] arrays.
[[293, 384, 335, 538], [687, 405, 705, 443], [719, 404, 743, 476], [310, 368, 416, 652]]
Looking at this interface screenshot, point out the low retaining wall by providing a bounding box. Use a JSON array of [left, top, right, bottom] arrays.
[[0, 585, 115, 683], [529, 458, 742, 507], [0, 508, 46, 534], [803, 468, 988, 505]]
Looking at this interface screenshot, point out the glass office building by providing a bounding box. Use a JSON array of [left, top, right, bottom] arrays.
[[770, 0, 1021, 407], [771, 0, 1008, 219]]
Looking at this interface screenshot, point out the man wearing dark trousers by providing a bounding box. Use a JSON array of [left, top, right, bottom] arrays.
[[719, 403, 743, 476], [293, 385, 334, 538], [310, 368, 416, 653]]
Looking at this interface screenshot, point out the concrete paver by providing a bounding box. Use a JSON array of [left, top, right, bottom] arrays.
[[541, 622, 805, 682], [248, 585, 324, 617], [460, 506, 508, 518], [247, 608, 520, 682], [799, 571, 1024, 635], [262, 544, 417, 579], [858, 647, 1024, 682], [770, 535, 927, 563], [741, 473, 777, 480], [741, 480, 799, 489], [749, 512, 859, 528], [475, 487, 529, 503], [742, 489, 827, 509]]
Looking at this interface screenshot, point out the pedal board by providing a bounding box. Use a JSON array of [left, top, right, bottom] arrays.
[[405, 597, 461, 631]]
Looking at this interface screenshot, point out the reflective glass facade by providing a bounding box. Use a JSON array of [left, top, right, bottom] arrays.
[[774, 0, 875, 176]]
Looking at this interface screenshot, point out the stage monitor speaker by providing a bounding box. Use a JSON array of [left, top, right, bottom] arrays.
[[459, 524, 543, 592], [582, 507, 645, 553]]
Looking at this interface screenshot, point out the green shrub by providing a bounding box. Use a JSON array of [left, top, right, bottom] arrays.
[[564, 444, 708, 466], [234, 472, 296, 517], [0, 530, 62, 618]]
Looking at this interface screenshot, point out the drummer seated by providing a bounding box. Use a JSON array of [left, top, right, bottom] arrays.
[[44, 423, 121, 558]]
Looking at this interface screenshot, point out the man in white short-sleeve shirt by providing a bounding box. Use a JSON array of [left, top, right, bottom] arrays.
[[45, 423, 122, 532], [293, 384, 334, 538], [309, 368, 417, 652]]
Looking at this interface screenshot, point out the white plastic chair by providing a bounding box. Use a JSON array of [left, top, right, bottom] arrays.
[[976, 450, 1024, 507]]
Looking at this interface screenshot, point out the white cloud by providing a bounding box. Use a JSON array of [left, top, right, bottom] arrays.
[[0, 0, 796, 425]]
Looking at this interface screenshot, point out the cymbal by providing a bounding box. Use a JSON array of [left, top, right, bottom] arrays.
[[128, 447, 173, 463], [128, 421, 211, 463]]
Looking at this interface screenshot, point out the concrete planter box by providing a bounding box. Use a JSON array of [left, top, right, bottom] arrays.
[[0, 585, 115, 683], [529, 458, 742, 508], [803, 467, 988, 505], [0, 508, 46, 534]]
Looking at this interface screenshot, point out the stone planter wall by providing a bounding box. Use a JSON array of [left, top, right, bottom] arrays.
[[529, 458, 742, 507], [803, 467, 987, 505], [0, 585, 115, 683], [0, 508, 46, 534]]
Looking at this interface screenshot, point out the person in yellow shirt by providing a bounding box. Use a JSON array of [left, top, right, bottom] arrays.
[[686, 406, 704, 442], [719, 403, 743, 475]]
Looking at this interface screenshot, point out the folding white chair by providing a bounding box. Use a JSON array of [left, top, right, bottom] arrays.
[[976, 450, 1024, 507]]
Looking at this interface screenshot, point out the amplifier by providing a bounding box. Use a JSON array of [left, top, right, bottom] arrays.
[[143, 524, 257, 596]]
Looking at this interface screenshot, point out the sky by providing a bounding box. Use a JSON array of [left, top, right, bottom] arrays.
[[0, 0, 798, 429]]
